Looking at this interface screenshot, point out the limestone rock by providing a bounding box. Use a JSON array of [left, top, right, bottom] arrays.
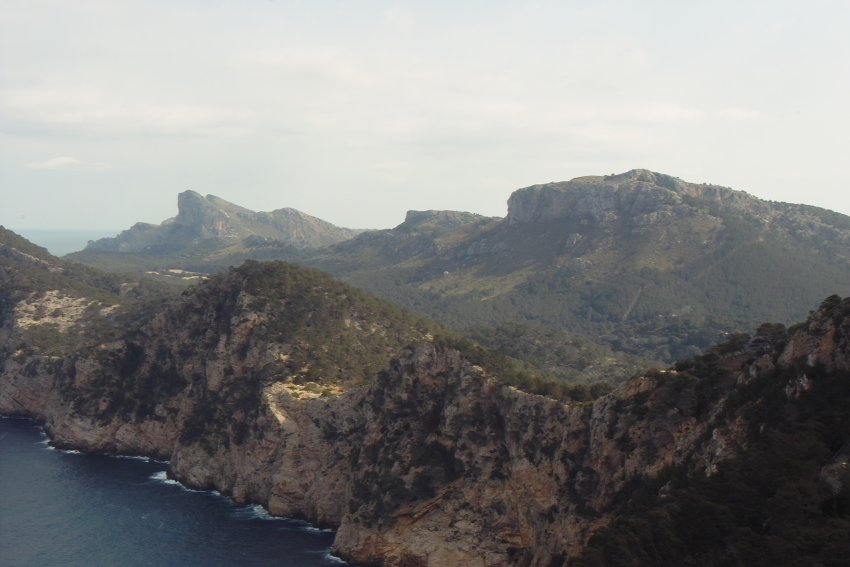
[[84, 190, 363, 254]]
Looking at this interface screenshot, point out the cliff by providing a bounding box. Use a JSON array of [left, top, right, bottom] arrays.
[[81, 190, 363, 255], [505, 169, 770, 225], [2, 230, 849, 565]]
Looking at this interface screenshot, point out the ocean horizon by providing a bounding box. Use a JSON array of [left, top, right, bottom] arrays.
[[9, 229, 120, 257]]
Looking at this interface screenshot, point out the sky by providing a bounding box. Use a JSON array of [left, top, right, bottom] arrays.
[[2, 0, 849, 232]]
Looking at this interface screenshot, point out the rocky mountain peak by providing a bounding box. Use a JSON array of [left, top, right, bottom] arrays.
[[174, 190, 208, 221], [608, 168, 685, 189], [81, 191, 362, 255], [174, 190, 246, 240], [505, 168, 762, 225]]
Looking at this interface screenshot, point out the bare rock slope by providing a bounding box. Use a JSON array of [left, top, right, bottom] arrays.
[[82, 190, 363, 254]]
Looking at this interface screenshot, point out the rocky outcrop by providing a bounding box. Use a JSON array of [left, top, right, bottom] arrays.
[[504, 169, 850, 260], [506, 169, 770, 226], [779, 296, 850, 372], [174, 190, 248, 239], [83, 190, 363, 254]]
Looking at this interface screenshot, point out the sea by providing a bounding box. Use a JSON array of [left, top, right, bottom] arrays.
[[9, 229, 120, 257], [0, 417, 348, 567]]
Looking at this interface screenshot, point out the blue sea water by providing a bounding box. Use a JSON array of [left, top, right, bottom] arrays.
[[9, 229, 119, 257], [0, 417, 348, 567]]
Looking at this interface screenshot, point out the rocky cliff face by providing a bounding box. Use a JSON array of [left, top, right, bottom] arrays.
[[504, 169, 850, 264], [3, 235, 849, 565], [83, 190, 363, 254], [507, 169, 772, 226]]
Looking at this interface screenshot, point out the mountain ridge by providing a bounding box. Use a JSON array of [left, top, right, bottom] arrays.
[[82, 190, 365, 255], [311, 169, 850, 368], [62, 170, 850, 381]]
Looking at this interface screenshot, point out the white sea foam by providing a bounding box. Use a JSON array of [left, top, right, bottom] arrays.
[[235, 503, 332, 527], [286, 518, 335, 533], [36, 439, 82, 454], [109, 453, 169, 464], [8, 418, 168, 464], [323, 552, 348, 564], [143, 472, 335, 535], [149, 470, 168, 481], [149, 470, 181, 486], [109, 454, 150, 462], [301, 525, 334, 533], [148, 470, 205, 492], [240, 504, 283, 521]]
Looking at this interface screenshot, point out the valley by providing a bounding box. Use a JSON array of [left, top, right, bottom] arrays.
[[66, 169, 850, 383]]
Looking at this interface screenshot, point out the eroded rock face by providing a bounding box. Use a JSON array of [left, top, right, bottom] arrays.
[[779, 299, 850, 372], [84, 190, 362, 254], [2, 284, 849, 566], [505, 169, 770, 226]]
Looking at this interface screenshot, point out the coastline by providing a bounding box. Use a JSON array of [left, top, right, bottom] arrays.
[[0, 414, 349, 565]]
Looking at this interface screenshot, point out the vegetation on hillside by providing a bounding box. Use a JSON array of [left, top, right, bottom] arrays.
[[465, 322, 652, 385], [1, 226, 178, 355], [325, 205, 850, 369], [60, 173, 850, 385], [574, 296, 850, 566], [203, 261, 608, 402]]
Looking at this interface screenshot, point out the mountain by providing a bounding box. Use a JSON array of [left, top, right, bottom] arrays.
[[309, 169, 850, 366], [2, 228, 849, 565], [63, 170, 850, 382], [68, 190, 364, 270]]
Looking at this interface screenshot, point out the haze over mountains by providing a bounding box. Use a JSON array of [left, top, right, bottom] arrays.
[[67, 169, 850, 380]]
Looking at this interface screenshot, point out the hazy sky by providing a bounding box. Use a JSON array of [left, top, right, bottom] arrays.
[[2, 1, 849, 231]]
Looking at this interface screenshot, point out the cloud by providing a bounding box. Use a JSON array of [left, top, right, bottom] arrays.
[[0, 87, 256, 139], [228, 47, 372, 86], [26, 156, 83, 169], [2, 0, 849, 230], [713, 107, 764, 121]]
